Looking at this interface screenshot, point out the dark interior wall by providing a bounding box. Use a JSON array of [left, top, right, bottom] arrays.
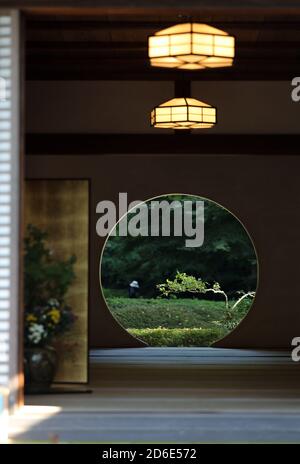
[[25, 79, 300, 348], [25, 152, 300, 349], [26, 81, 300, 134]]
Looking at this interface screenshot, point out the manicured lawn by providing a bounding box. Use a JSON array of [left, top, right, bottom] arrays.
[[129, 327, 226, 347], [104, 293, 251, 346], [105, 296, 248, 329]]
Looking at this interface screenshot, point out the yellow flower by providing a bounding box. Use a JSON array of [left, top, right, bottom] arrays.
[[26, 314, 37, 323], [49, 308, 61, 324]]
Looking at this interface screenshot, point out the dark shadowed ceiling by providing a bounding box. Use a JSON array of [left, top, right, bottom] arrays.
[[25, 10, 300, 80]]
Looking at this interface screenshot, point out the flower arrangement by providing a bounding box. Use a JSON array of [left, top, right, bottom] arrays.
[[24, 224, 77, 348], [25, 298, 76, 348]]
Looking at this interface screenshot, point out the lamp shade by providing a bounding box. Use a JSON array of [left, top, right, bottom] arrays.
[[151, 97, 217, 130], [148, 23, 235, 70]]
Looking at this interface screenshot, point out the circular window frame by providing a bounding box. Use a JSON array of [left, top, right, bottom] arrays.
[[99, 192, 259, 346]]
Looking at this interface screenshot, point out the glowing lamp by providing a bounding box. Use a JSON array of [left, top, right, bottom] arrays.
[[151, 97, 216, 130], [148, 23, 235, 70]]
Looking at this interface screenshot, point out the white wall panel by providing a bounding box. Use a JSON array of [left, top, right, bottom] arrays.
[[0, 11, 20, 414]]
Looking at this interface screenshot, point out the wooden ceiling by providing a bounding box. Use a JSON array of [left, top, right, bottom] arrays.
[[25, 10, 300, 80]]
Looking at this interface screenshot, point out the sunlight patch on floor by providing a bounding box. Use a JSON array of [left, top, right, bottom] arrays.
[[9, 405, 61, 443]]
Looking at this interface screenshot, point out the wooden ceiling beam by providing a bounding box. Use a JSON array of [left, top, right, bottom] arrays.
[[26, 133, 300, 156], [2, 0, 300, 13], [25, 67, 297, 81], [26, 19, 300, 31]]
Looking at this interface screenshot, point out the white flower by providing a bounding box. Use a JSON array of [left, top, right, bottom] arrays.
[[28, 323, 46, 345], [48, 298, 59, 308]]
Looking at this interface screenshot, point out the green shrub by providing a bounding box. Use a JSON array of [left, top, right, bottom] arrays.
[[129, 327, 226, 347]]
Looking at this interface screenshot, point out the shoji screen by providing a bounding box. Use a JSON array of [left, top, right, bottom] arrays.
[[0, 11, 20, 411]]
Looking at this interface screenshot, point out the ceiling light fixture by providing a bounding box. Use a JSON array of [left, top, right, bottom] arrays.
[[148, 23, 235, 70], [150, 97, 217, 130]]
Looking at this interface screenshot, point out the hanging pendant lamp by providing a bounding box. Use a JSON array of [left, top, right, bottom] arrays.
[[148, 23, 235, 70], [150, 97, 217, 130]]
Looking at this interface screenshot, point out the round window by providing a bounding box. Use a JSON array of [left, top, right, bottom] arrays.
[[100, 194, 258, 347]]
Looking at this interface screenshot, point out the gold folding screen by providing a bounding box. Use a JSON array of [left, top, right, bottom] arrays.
[[24, 180, 89, 383]]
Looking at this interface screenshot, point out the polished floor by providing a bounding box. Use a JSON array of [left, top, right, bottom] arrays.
[[9, 348, 300, 443]]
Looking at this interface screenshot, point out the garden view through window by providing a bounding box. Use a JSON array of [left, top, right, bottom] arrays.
[[100, 194, 258, 347]]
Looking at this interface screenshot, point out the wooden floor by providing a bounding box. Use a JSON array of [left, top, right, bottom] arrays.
[[9, 348, 300, 443]]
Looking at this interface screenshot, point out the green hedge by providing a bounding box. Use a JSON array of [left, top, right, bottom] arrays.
[[128, 327, 226, 347], [106, 296, 235, 329]]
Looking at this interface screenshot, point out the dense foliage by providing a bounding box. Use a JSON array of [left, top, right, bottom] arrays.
[[24, 224, 76, 347], [101, 196, 257, 297], [24, 224, 76, 309]]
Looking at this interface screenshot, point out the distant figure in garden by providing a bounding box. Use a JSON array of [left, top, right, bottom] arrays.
[[129, 280, 140, 298]]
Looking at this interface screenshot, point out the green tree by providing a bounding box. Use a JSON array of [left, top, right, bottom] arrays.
[[157, 271, 255, 330], [101, 196, 257, 296]]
